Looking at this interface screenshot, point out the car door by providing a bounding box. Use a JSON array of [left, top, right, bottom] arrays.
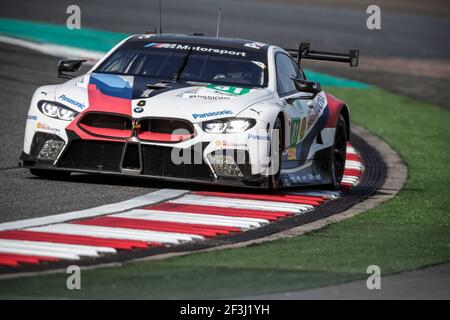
[[275, 53, 312, 159]]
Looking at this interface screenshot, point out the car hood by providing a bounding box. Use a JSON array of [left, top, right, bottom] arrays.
[[52, 73, 273, 123]]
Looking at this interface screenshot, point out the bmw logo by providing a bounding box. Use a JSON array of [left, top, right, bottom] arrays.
[[134, 107, 144, 113]]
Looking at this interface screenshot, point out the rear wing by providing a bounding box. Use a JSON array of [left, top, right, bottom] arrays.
[[284, 42, 359, 67]]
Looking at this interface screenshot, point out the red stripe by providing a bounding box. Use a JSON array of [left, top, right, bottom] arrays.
[[340, 182, 353, 188], [192, 191, 323, 206], [72, 217, 240, 236], [147, 203, 291, 220], [344, 169, 362, 176], [0, 230, 152, 250], [137, 131, 193, 142], [0, 253, 59, 267], [0, 257, 19, 267], [346, 154, 361, 162]]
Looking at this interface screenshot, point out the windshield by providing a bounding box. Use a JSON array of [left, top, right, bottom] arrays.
[[95, 46, 268, 88]]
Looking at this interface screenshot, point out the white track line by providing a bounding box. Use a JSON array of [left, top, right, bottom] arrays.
[[0, 248, 80, 260], [345, 160, 363, 168], [0, 239, 115, 258], [0, 35, 103, 63], [28, 224, 202, 244], [170, 195, 312, 213], [0, 189, 189, 231]]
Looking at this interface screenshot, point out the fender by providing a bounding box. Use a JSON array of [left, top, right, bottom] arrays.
[[325, 93, 350, 140]]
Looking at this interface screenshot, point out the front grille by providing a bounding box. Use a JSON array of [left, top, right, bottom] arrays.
[[141, 143, 211, 180], [58, 140, 124, 172], [137, 118, 194, 142], [78, 113, 132, 139], [122, 143, 140, 170], [58, 140, 211, 180]]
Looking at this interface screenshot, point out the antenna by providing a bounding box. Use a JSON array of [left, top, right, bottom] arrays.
[[216, 8, 222, 37], [159, 0, 163, 34]]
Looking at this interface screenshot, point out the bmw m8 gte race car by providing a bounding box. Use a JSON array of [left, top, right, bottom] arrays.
[[20, 34, 358, 190]]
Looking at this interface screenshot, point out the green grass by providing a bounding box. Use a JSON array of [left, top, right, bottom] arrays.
[[1, 87, 449, 299]]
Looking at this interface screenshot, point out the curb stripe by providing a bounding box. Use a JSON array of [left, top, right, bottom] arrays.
[[115, 210, 267, 229], [28, 224, 198, 244], [147, 203, 291, 220], [73, 217, 239, 237], [192, 191, 324, 206], [0, 253, 59, 266], [171, 195, 312, 213], [0, 230, 150, 250], [0, 189, 188, 231]]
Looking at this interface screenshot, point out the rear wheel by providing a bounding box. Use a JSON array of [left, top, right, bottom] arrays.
[[268, 117, 283, 191], [29, 168, 71, 180], [328, 114, 347, 189]]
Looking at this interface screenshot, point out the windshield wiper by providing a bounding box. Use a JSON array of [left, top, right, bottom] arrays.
[[173, 47, 193, 81]]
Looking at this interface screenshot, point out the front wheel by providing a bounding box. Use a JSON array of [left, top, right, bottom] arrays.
[[327, 114, 347, 189]]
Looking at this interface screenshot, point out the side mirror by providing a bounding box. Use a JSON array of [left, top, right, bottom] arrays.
[[292, 78, 321, 95], [58, 59, 86, 79]]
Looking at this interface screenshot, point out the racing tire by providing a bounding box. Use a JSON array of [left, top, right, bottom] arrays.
[[268, 117, 283, 191], [327, 114, 347, 189], [29, 168, 71, 180]]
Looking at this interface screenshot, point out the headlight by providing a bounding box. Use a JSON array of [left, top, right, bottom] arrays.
[[38, 101, 79, 121], [202, 118, 255, 134]]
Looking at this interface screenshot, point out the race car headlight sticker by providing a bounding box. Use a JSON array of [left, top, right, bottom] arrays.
[[38, 101, 79, 121], [203, 118, 255, 134]]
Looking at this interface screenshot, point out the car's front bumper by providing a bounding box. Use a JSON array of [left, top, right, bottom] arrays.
[[20, 132, 269, 188]]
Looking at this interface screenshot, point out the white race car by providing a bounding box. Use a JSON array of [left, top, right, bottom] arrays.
[[20, 34, 358, 190]]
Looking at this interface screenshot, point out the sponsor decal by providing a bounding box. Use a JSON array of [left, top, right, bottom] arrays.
[[182, 93, 232, 101], [281, 172, 323, 186], [288, 147, 297, 160], [132, 120, 141, 130], [207, 84, 251, 96], [137, 100, 146, 106], [58, 94, 86, 110], [134, 107, 144, 113], [307, 92, 327, 127], [140, 89, 153, 98], [215, 140, 247, 148], [314, 92, 327, 112], [299, 118, 307, 140], [291, 117, 308, 146], [144, 43, 247, 57], [244, 42, 266, 49], [248, 133, 270, 141], [290, 119, 300, 146], [36, 122, 60, 133], [192, 109, 233, 120], [27, 115, 38, 121]]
